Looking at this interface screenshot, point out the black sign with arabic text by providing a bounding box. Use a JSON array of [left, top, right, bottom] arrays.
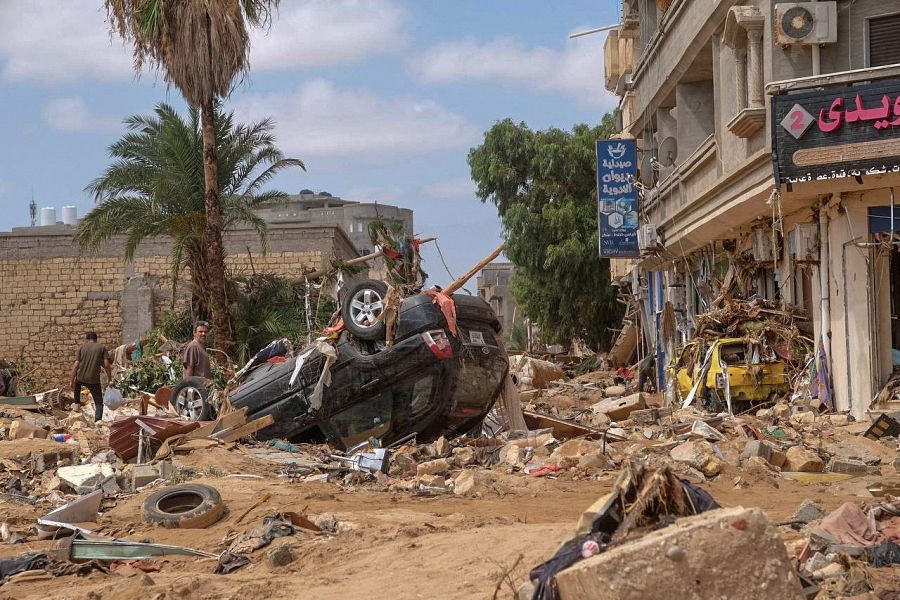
[[771, 78, 900, 185]]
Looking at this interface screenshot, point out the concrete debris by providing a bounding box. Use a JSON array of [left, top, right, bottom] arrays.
[[783, 446, 825, 473], [792, 499, 826, 524], [57, 463, 117, 494]]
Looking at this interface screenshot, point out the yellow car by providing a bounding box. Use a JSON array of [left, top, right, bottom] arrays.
[[669, 337, 789, 410]]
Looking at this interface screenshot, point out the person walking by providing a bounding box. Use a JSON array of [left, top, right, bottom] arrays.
[[71, 332, 112, 422], [183, 321, 212, 379]]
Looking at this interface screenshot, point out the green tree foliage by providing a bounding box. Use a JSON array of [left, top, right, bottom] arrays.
[[78, 103, 304, 319], [468, 114, 623, 349]]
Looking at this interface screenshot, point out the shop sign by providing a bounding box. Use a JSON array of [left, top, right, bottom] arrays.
[[596, 139, 639, 258], [772, 78, 900, 185]]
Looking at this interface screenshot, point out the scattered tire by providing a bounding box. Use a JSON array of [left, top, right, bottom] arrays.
[[142, 483, 225, 529], [341, 278, 389, 341], [171, 376, 213, 421]]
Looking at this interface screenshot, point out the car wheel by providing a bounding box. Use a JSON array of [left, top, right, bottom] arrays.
[[171, 377, 212, 421], [142, 483, 225, 529], [341, 279, 389, 341]]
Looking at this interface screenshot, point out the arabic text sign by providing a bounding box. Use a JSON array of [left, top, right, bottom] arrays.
[[772, 78, 900, 184], [596, 139, 639, 258]]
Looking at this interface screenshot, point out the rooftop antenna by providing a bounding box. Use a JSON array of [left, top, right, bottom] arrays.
[[29, 189, 37, 227]]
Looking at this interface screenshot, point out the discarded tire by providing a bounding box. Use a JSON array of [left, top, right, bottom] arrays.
[[341, 278, 389, 341], [142, 483, 225, 529]]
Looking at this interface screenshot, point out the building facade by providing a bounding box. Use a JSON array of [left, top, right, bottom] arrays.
[[604, 0, 900, 418], [477, 262, 523, 335]]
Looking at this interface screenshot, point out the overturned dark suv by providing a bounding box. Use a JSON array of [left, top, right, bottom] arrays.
[[221, 281, 509, 449]]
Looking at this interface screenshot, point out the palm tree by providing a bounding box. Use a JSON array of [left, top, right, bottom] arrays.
[[105, 0, 281, 354], [78, 102, 304, 324]]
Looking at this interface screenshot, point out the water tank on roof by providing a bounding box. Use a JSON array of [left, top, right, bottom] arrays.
[[299, 189, 314, 195], [40, 207, 56, 226], [61, 205, 77, 225]]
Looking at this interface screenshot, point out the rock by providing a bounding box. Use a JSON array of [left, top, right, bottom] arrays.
[[9, 420, 48, 440], [783, 446, 824, 472], [742, 440, 772, 462], [825, 440, 882, 465], [434, 436, 450, 457], [417, 474, 446, 488], [670, 441, 722, 476], [131, 464, 160, 489], [772, 404, 791, 420], [416, 459, 450, 477], [550, 439, 601, 465], [591, 393, 645, 421], [554, 507, 805, 600], [826, 458, 871, 474], [745, 456, 775, 472], [768, 448, 787, 469], [57, 463, 116, 494], [811, 562, 846, 580], [828, 414, 850, 427], [390, 453, 418, 477], [803, 552, 830, 574], [792, 499, 826, 524], [808, 528, 841, 552], [631, 407, 673, 424], [791, 411, 817, 426], [577, 452, 614, 470], [588, 412, 611, 428], [756, 408, 773, 419], [453, 470, 494, 496], [450, 446, 476, 467], [510, 355, 566, 390], [498, 444, 523, 467], [825, 544, 864, 558], [89, 450, 118, 464], [603, 385, 626, 397], [266, 543, 297, 568]]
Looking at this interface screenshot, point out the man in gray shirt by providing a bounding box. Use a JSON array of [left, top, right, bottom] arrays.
[[71, 332, 112, 422], [183, 321, 212, 379]]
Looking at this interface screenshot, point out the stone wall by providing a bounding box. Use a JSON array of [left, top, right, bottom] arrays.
[[0, 223, 358, 390]]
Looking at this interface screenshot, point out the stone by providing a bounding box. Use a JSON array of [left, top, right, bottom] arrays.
[[603, 385, 626, 397], [808, 528, 841, 552], [450, 446, 476, 467], [57, 463, 116, 494], [631, 407, 673, 425], [577, 452, 615, 470], [554, 507, 805, 600], [9, 420, 48, 440], [783, 446, 824, 472], [825, 544, 864, 558], [591, 393, 646, 421], [587, 412, 611, 428], [550, 439, 601, 465], [418, 474, 446, 488], [772, 404, 791, 420], [811, 562, 846, 580], [791, 411, 817, 426], [803, 552, 830, 574], [827, 458, 870, 474], [390, 453, 418, 477], [131, 464, 160, 489], [499, 444, 523, 467], [670, 440, 722, 476], [756, 408, 773, 419], [829, 414, 850, 427], [453, 470, 494, 496], [742, 440, 772, 463], [434, 436, 450, 457], [791, 499, 826, 524], [266, 543, 297, 568], [768, 448, 787, 469], [416, 458, 450, 477]]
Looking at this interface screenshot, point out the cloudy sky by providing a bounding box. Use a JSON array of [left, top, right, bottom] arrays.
[[0, 0, 618, 281]]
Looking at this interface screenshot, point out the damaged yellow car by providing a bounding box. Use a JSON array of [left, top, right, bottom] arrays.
[[669, 337, 790, 412]]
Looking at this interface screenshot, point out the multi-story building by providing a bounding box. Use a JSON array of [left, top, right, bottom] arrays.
[[604, 0, 900, 418], [476, 262, 522, 334]]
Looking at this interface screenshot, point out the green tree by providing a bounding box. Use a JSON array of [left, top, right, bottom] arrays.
[[468, 114, 623, 349], [78, 102, 304, 324], [105, 0, 281, 355]]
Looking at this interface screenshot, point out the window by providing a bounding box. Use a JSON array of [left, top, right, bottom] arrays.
[[869, 14, 900, 67]]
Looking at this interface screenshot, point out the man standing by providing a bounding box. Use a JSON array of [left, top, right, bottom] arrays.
[[71, 332, 112, 422], [183, 321, 212, 379]]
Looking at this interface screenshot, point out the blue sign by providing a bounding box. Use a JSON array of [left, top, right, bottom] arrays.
[[596, 139, 639, 258]]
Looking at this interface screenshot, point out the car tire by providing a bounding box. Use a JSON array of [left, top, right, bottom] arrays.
[[142, 483, 225, 529], [341, 279, 389, 341], [171, 377, 213, 421]]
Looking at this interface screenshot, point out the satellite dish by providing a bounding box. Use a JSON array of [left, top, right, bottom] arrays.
[[658, 137, 678, 167], [639, 153, 654, 186]]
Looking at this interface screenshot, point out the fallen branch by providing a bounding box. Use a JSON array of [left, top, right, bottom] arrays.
[[443, 243, 505, 295], [492, 553, 524, 600]]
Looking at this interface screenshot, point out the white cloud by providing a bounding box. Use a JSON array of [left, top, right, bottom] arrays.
[[234, 79, 481, 159], [410, 36, 616, 107], [0, 1, 134, 83], [250, 0, 408, 70], [419, 179, 475, 199], [42, 97, 120, 134]]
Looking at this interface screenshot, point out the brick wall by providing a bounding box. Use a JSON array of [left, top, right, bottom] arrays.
[[0, 223, 358, 390]]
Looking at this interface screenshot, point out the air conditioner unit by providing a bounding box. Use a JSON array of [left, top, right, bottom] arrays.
[[753, 229, 774, 262], [637, 223, 658, 251], [774, 2, 837, 45], [789, 222, 819, 262]]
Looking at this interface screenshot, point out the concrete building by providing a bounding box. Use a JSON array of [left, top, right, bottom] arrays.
[[476, 262, 522, 334], [603, 0, 900, 418], [254, 190, 414, 280]]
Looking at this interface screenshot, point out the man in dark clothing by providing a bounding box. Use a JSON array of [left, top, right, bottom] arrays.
[[183, 321, 212, 379], [71, 332, 112, 422]]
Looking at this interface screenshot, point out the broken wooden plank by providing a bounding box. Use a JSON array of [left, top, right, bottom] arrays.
[[213, 414, 275, 443], [186, 407, 248, 439]]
